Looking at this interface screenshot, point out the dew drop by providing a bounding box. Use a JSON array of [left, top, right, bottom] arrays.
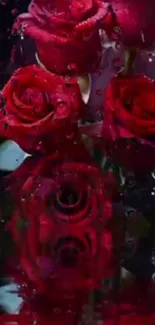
[[53, 308, 61, 314], [56, 101, 68, 118], [66, 309, 74, 315], [66, 132, 74, 139], [148, 53, 154, 63], [65, 75, 71, 86], [22, 282, 27, 288], [11, 8, 18, 15], [33, 320, 38, 325]]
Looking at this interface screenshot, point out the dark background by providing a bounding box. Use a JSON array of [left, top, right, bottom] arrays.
[[0, 0, 30, 88], [0, 0, 30, 313]]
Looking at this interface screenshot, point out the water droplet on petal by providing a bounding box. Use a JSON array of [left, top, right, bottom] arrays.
[[56, 101, 69, 119], [66, 132, 74, 139], [53, 308, 61, 314]]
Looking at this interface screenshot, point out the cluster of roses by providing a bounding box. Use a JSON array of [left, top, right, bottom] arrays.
[[1, 0, 155, 324]]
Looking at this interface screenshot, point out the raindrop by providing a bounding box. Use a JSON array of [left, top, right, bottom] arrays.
[[33, 320, 38, 325], [66, 132, 74, 139], [141, 30, 145, 43], [0, 0, 7, 6], [11, 8, 18, 15], [65, 75, 71, 86], [66, 309, 74, 315], [56, 101, 68, 118], [21, 195, 26, 201], [22, 282, 27, 288], [148, 53, 153, 63], [53, 308, 61, 314]]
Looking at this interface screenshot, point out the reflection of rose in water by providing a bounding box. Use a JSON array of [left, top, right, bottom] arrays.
[[8, 159, 118, 296]]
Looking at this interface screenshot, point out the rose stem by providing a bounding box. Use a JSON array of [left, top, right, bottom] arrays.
[[122, 48, 137, 76]]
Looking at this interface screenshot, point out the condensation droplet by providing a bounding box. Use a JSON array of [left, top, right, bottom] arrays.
[[33, 320, 38, 325], [66, 132, 74, 139], [53, 308, 61, 314], [66, 309, 74, 315], [56, 101, 68, 118]]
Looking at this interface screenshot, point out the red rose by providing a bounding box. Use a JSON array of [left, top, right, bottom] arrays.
[[109, 0, 155, 49], [8, 155, 122, 297], [15, 0, 110, 74], [0, 65, 84, 153], [102, 75, 155, 173]]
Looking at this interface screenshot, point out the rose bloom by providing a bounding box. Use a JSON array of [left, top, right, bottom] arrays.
[[15, 0, 110, 75], [0, 65, 84, 154], [102, 75, 155, 173], [109, 0, 155, 49], [6, 154, 123, 298]]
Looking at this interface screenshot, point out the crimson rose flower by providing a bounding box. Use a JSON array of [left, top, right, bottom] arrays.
[[109, 0, 155, 49], [0, 65, 84, 153], [102, 75, 155, 173], [8, 155, 122, 297], [15, 0, 111, 74]]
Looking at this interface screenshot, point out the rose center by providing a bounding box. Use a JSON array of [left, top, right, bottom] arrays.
[[55, 237, 85, 268], [60, 246, 79, 268], [57, 184, 79, 206], [21, 87, 44, 107]]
